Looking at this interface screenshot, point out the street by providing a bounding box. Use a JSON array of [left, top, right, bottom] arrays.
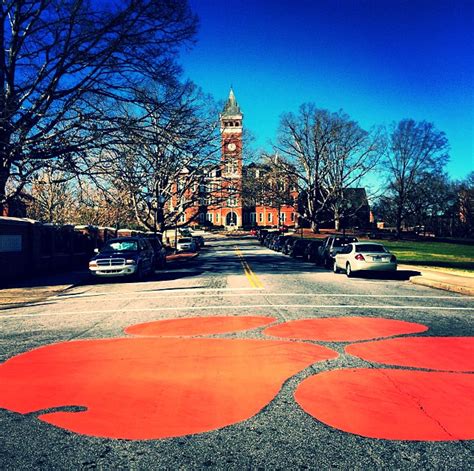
[[1, 234, 473, 469]]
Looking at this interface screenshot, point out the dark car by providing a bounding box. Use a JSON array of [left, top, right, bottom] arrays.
[[304, 240, 324, 263], [273, 235, 292, 252], [282, 238, 296, 255], [263, 232, 278, 248], [147, 236, 167, 269], [258, 229, 269, 244], [192, 235, 205, 248], [89, 237, 155, 279], [288, 239, 311, 258], [318, 235, 359, 268]]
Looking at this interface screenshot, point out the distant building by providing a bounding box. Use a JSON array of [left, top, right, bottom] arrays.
[[178, 89, 299, 229], [175, 89, 374, 230]]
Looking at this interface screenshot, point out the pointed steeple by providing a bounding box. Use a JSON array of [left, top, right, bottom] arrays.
[[222, 88, 242, 116]]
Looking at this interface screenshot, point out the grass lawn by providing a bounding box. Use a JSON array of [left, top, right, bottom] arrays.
[[371, 239, 474, 273]]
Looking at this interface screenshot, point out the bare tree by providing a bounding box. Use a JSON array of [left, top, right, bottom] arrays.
[[0, 0, 197, 212], [102, 80, 220, 232], [276, 104, 383, 231], [385, 119, 449, 236], [26, 168, 75, 223]]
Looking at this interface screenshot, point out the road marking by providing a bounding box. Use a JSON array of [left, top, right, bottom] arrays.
[[50, 292, 472, 302], [235, 247, 264, 289], [53, 286, 265, 299], [2, 304, 473, 319]]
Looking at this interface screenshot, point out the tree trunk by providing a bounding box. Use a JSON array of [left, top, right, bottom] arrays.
[[0, 163, 10, 216], [395, 204, 403, 238]]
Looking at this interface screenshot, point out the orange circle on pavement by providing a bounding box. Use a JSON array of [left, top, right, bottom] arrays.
[[295, 368, 474, 441], [346, 337, 474, 372], [0, 336, 337, 440], [125, 316, 277, 337], [264, 317, 428, 342]]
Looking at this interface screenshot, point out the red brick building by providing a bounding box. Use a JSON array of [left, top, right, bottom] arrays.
[[181, 89, 298, 230]]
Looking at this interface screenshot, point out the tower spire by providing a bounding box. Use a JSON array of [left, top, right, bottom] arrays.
[[222, 87, 241, 116]]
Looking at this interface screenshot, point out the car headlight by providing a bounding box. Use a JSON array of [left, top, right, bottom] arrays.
[[125, 259, 137, 264], [89, 261, 98, 268]]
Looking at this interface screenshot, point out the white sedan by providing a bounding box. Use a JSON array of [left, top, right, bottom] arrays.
[[334, 242, 397, 277]]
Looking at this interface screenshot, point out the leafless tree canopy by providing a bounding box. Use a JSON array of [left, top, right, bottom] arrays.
[[385, 119, 449, 235], [276, 104, 383, 231], [0, 0, 197, 209], [95, 80, 220, 232]]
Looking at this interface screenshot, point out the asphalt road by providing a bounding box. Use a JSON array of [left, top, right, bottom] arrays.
[[1, 234, 473, 470]]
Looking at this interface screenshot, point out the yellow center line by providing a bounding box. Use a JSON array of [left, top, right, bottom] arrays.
[[235, 247, 264, 289]]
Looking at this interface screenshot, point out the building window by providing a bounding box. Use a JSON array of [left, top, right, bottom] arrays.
[[225, 160, 238, 174], [268, 213, 273, 223], [280, 212, 286, 222], [199, 213, 205, 223], [291, 212, 295, 221], [259, 213, 263, 223], [227, 197, 237, 207], [179, 213, 186, 223], [216, 213, 220, 222], [206, 213, 213, 222], [250, 212, 256, 224]]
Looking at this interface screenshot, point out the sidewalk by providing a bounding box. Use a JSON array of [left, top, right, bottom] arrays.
[[0, 254, 200, 309], [400, 265, 474, 296], [0, 270, 90, 310]]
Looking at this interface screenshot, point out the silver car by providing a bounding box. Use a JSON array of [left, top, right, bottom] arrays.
[[334, 242, 397, 277], [176, 237, 197, 252]]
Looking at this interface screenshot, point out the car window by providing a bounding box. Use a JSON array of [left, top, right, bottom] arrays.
[[101, 240, 138, 252], [356, 244, 387, 253], [333, 237, 358, 247], [340, 245, 352, 254]]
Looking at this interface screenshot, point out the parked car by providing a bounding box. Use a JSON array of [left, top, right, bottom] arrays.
[[192, 235, 205, 248], [258, 229, 270, 244], [147, 236, 167, 269], [282, 238, 296, 255], [318, 235, 359, 268], [304, 240, 324, 263], [288, 239, 311, 258], [176, 237, 197, 252], [273, 235, 292, 252], [263, 232, 278, 248], [334, 242, 397, 277], [89, 237, 154, 279]]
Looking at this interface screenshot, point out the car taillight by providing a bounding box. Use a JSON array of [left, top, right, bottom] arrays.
[[390, 255, 397, 262], [355, 254, 365, 261], [89, 261, 97, 267]]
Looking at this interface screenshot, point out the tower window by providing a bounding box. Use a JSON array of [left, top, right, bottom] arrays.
[[235, 121, 240, 126]]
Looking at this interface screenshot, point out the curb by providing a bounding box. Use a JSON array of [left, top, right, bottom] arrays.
[[0, 284, 76, 309], [165, 252, 199, 262], [408, 275, 474, 296]]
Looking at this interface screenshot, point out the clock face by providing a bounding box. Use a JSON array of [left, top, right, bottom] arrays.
[[227, 142, 237, 151]]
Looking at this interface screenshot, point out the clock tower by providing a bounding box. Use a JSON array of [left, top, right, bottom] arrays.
[[219, 89, 243, 228]]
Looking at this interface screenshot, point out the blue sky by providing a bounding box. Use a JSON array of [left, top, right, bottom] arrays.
[[180, 0, 473, 180]]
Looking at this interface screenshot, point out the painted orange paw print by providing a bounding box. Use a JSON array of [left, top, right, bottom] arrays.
[[265, 318, 474, 441], [0, 316, 472, 441]]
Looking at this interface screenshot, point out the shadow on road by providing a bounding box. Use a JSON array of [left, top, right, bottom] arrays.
[[348, 269, 421, 281]]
